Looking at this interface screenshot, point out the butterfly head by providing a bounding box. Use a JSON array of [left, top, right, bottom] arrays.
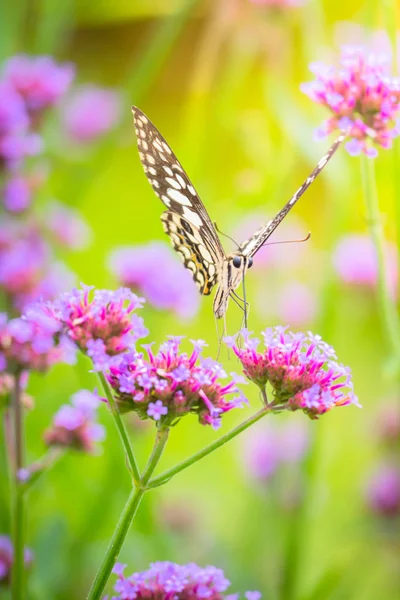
[[231, 254, 253, 270], [213, 253, 253, 319]]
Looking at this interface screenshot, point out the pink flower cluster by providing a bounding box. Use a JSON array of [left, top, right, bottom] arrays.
[[44, 389, 105, 453], [301, 46, 400, 157], [0, 306, 75, 372], [51, 285, 147, 371], [112, 561, 260, 600], [109, 242, 200, 320], [225, 327, 358, 419], [107, 337, 246, 429]]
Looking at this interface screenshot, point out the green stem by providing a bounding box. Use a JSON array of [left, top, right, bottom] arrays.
[[97, 372, 140, 484], [279, 425, 323, 600], [11, 373, 25, 600], [148, 406, 273, 489], [86, 428, 169, 600], [360, 156, 400, 361]]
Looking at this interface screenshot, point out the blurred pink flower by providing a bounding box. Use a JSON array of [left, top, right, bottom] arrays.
[[4, 55, 74, 113], [109, 242, 200, 320], [62, 85, 121, 143], [0, 307, 76, 372], [250, 0, 306, 6], [0, 222, 76, 310], [301, 46, 400, 157], [45, 389, 105, 453], [366, 464, 400, 517], [378, 403, 400, 444], [0, 535, 32, 585], [3, 176, 32, 212], [256, 281, 318, 326], [45, 200, 92, 250], [332, 234, 398, 297], [243, 418, 309, 482]]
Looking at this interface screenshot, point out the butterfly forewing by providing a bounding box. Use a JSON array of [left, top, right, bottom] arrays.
[[239, 131, 347, 258], [132, 106, 225, 296]]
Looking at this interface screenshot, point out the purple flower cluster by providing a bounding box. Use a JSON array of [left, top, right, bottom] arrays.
[[225, 327, 358, 419], [0, 54, 122, 316], [107, 337, 246, 429], [0, 535, 32, 585], [0, 306, 75, 372], [301, 46, 400, 157], [51, 285, 147, 371], [111, 561, 261, 600], [108, 242, 200, 320], [44, 389, 105, 453]]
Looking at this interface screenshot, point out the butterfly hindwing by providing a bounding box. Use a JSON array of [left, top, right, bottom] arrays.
[[161, 211, 218, 295]]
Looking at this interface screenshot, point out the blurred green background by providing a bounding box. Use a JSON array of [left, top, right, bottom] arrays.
[[1, 0, 399, 598]]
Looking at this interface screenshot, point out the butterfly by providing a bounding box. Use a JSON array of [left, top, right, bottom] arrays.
[[132, 106, 345, 322]]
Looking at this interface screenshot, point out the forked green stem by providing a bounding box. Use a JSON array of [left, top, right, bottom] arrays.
[[148, 405, 273, 489], [86, 428, 170, 600]]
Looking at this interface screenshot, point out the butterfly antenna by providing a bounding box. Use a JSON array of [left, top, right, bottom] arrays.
[[214, 222, 241, 250], [260, 231, 311, 249]]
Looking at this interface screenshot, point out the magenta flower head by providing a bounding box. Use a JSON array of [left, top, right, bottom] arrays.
[[4, 55, 74, 114], [51, 285, 147, 371], [44, 389, 105, 453], [62, 85, 121, 143], [366, 464, 400, 518], [107, 337, 246, 429], [0, 535, 32, 586], [0, 307, 75, 372], [111, 561, 260, 600], [332, 234, 398, 297], [225, 327, 358, 419], [108, 242, 200, 320], [301, 46, 400, 157]]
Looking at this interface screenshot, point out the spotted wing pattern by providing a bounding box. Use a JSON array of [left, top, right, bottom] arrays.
[[239, 131, 347, 258], [132, 106, 225, 295]]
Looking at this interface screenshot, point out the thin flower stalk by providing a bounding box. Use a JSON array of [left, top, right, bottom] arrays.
[[11, 372, 25, 600], [97, 371, 140, 484], [360, 156, 400, 361]]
